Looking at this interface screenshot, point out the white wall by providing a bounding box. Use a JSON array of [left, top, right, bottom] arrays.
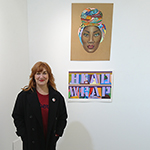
[[27, 0, 150, 150], [0, 0, 29, 150]]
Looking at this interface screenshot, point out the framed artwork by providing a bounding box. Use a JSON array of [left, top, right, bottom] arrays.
[[71, 3, 113, 61], [68, 71, 113, 102]]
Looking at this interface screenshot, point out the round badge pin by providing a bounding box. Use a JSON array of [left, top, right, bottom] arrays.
[[52, 98, 56, 102]]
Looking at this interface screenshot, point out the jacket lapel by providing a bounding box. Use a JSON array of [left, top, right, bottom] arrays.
[[46, 86, 58, 144], [48, 87, 58, 119], [27, 89, 43, 128]]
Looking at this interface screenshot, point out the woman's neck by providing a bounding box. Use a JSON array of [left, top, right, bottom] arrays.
[[36, 85, 49, 95]]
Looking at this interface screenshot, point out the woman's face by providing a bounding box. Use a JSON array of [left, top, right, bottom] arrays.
[[81, 26, 102, 53], [34, 68, 49, 87]]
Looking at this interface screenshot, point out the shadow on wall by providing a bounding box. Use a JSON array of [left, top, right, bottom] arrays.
[[57, 121, 94, 150]]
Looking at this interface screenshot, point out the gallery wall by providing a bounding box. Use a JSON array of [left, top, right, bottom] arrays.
[[0, 0, 29, 150], [27, 0, 150, 150], [1, 0, 150, 150]]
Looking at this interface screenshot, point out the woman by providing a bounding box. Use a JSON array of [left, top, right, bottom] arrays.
[[12, 61, 68, 150], [78, 8, 106, 53]]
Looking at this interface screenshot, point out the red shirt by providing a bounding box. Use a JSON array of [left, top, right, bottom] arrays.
[[37, 90, 49, 139]]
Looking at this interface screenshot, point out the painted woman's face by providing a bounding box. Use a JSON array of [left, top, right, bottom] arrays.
[[81, 26, 102, 53]]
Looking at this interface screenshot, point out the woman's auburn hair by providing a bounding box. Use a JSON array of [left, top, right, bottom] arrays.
[[23, 61, 56, 91]]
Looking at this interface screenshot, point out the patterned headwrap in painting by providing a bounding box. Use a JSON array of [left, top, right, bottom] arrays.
[[78, 8, 106, 45]]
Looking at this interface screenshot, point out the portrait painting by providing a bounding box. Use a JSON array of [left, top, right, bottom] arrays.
[[71, 3, 113, 61]]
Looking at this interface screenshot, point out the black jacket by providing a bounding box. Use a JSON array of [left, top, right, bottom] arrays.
[[12, 86, 68, 150]]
